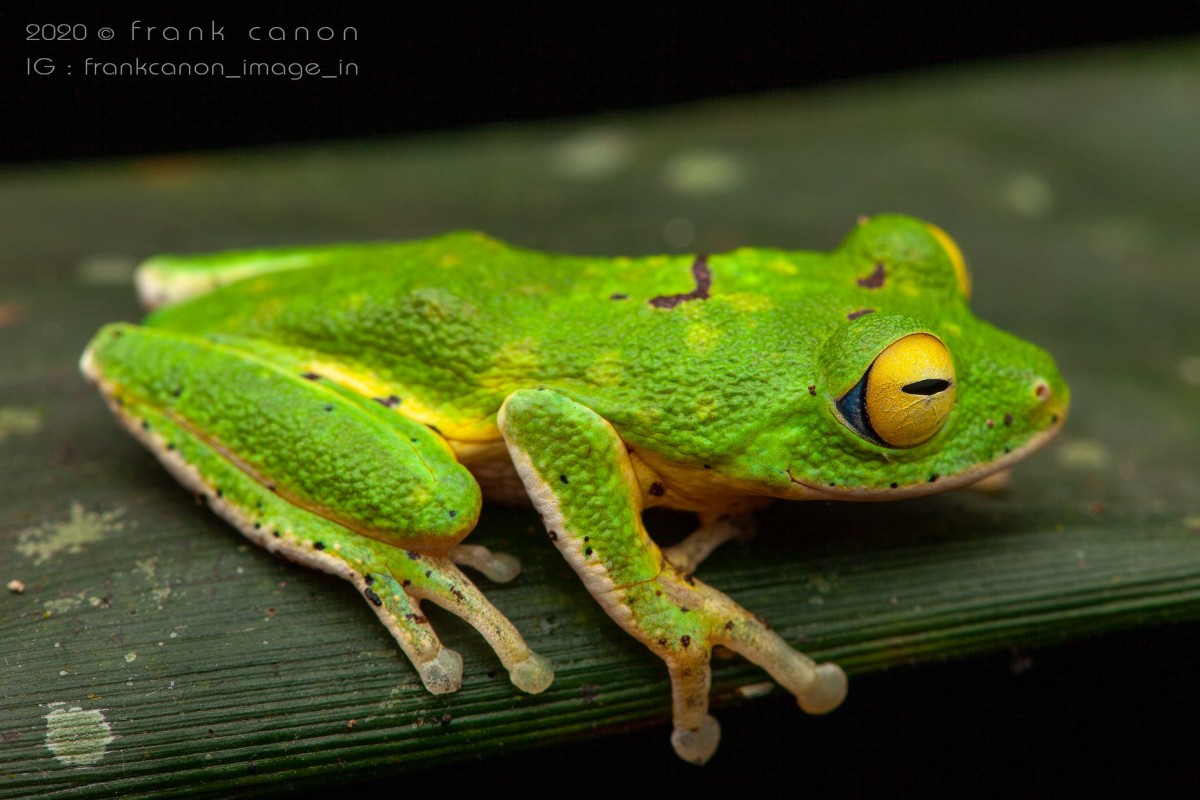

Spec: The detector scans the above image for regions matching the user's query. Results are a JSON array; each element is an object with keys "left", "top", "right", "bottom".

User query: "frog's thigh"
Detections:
[
  {"left": 84, "top": 324, "right": 479, "bottom": 548},
  {"left": 498, "top": 388, "right": 846, "bottom": 764},
  {"left": 82, "top": 325, "right": 552, "bottom": 694}
]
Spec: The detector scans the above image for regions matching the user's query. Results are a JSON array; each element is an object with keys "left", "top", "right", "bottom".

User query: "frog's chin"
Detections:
[{"left": 783, "top": 415, "right": 1066, "bottom": 501}]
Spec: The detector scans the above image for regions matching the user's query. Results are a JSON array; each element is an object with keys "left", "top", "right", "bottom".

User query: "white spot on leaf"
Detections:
[
  {"left": 16, "top": 503, "right": 125, "bottom": 565},
  {"left": 44, "top": 703, "right": 115, "bottom": 766}
]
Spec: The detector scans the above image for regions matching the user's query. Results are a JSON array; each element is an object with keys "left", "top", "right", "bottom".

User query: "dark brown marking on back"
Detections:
[{"left": 648, "top": 255, "right": 712, "bottom": 308}]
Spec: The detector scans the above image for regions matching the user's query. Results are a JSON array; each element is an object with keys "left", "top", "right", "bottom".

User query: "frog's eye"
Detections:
[
  {"left": 836, "top": 333, "right": 956, "bottom": 448},
  {"left": 926, "top": 223, "right": 971, "bottom": 299}
]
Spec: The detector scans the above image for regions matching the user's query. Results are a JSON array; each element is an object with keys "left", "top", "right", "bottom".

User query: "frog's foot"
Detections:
[{"left": 620, "top": 559, "right": 847, "bottom": 763}]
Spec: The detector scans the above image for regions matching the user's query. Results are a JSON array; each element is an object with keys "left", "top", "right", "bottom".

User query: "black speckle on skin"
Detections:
[
  {"left": 986, "top": 418, "right": 995, "bottom": 429},
  {"left": 584, "top": 547, "right": 594, "bottom": 557},
  {"left": 448, "top": 509, "right": 457, "bottom": 518},
  {"left": 548, "top": 530, "right": 559, "bottom": 541},
  {"left": 364, "top": 574, "right": 373, "bottom": 585},
  {"left": 1051, "top": 414, "right": 1059, "bottom": 424},
  {"left": 724, "top": 620, "right": 735, "bottom": 631},
  {"left": 680, "top": 635, "right": 692, "bottom": 648},
  {"left": 323, "top": 404, "right": 334, "bottom": 412},
  {"left": 253, "top": 522, "right": 261, "bottom": 529},
  {"left": 890, "top": 482, "right": 899, "bottom": 489},
  {"left": 856, "top": 262, "right": 887, "bottom": 289},
  {"left": 314, "top": 541, "right": 325, "bottom": 551},
  {"left": 215, "top": 488, "right": 223, "bottom": 498},
  {"left": 679, "top": 606, "right": 689, "bottom": 613},
  {"left": 847, "top": 308, "right": 875, "bottom": 321},
  {"left": 609, "top": 293, "right": 628, "bottom": 301},
  {"left": 374, "top": 395, "right": 402, "bottom": 408},
  {"left": 808, "top": 385, "right": 817, "bottom": 396},
  {"left": 272, "top": 531, "right": 281, "bottom": 538},
  {"left": 648, "top": 255, "right": 712, "bottom": 308},
  {"left": 928, "top": 474, "right": 939, "bottom": 483},
  {"left": 364, "top": 587, "right": 383, "bottom": 606},
  {"left": 425, "top": 570, "right": 432, "bottom": 578},
  {"left": 649, "top": 482, "right": 665, "bottom": 497},
  {"left": 301, "top": 372, "right": 321, "bottom": 381},
  {"left": 560, "top": 474, "right": 569, "bottom": 485},
  {"left": 658, "top": 638, "right": 668, "bottom": 647},
  {"left": 166, "top": 443, "right": 176, "bottom": 451},
  {"left": 171, "top": 387, "right": 182, "bottom": 398},
  {"left": 402, "top": 579, "right": 411, "bottom": 588},
  {"left": 426, "top": 424, "right": 442, "bottom": 435},
  {"left": 1004, "top": 413, "right": 1014, "bottom": 426},
  {"left": 141, "top": 420, "right": 151, "bottom": 431},
  {"left": 1003, "top": 446, "right": 1012, "bottom": 454}
]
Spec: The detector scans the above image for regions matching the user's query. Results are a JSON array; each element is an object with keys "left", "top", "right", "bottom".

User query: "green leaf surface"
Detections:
[{"left": 2, "top": 42, "right": 1198, "bottom": 798}]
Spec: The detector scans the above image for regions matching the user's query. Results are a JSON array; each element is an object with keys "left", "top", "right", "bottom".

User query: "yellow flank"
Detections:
[
  {"left": 302, "top": 358, "right": 469, "bottom": 438},
  {"left": 863, "top": 333, "right": 957, "bottom": 448},
  {"left": 926, "top": 223, "right": 972, "bottom": 298},
  {"left": 437, "top": 252, "right": 461, "bottom": 268}
]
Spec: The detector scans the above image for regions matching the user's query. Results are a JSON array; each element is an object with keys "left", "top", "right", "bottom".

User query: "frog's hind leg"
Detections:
[
  {"left": 660, "top": 514, "right": 755, "bottom": 575},
  {"left": 81, "top": 324, "right": 552, "bottom": 694}
]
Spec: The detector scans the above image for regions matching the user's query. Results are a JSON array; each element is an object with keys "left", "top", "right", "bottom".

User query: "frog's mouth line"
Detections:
[{"left": 785, "top": 413, "right": 1067, "bottom": 501}]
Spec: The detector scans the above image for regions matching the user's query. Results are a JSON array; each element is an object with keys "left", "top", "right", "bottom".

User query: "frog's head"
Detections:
[{"left": 770, "top": 216, "right": 1069, "bottom": 499}]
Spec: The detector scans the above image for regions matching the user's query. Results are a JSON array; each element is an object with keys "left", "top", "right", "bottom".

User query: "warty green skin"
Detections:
[
  {"left": 126, "top": 215, "right": 1067, "bottom": 500},
  {"left": 80, "top": 214, "right": 1068, "bottom": 764}
]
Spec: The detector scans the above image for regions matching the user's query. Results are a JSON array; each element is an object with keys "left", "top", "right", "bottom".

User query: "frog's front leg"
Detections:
[
  {"left": 81, "top": 323, "right": 552, "bottom": 695},
  {"left": 498, "top": 389, "right": 847, "bottom": 764}
]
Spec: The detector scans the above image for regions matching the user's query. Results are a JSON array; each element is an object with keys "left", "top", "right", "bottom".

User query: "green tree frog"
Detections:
[{"left": 80, "top": 214, "right": 1067, "bottom": 763}]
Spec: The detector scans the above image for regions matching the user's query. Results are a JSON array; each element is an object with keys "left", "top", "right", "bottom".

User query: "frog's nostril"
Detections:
[{"left": 1034, "top": 379, "right": 1051, "bottom": 403}]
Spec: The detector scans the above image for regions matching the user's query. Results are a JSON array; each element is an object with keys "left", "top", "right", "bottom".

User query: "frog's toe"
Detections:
[
  {"left": 417, "top": 647, "right": 464, "bottom": 694},
  {"left": 509, "top": 651, "right": 554, "bottom": 694},
  {"left": 449, "top": 543, "right": 522, "bottom": 584},
  {"left": 671, "top": 715, "right": 721, "bottom": 766},
  {"left": 796, "top": 662, "right": 848, "bottom": 715}
]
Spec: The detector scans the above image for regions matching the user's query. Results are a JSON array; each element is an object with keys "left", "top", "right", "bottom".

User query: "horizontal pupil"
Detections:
[{"left": 901, "top": 378, "right": 951, "bottom": 396}]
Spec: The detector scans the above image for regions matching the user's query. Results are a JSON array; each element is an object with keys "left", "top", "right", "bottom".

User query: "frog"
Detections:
[{"left": 79, "top": 214, "right": 1068, "bottom": 764}]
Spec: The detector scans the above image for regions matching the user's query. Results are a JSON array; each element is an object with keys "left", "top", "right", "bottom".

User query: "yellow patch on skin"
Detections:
[
  {"left": 685, "top": 323, "right": 720, "bottom": 357},
  {"left": 438, "top": 252, "right": 461, "bottom": 268},
  {"left": 341, "top": 293, "right": 368, "bottom": 310},
  {"left": 693, "top": 395, "right": 718, "bottom": 421},
  {"left": 586, "top": 351, "right": 625, "bottom": 388},
  {"left": 723, "top": 292, "right": 774, "bottom": 314},
  {"left": 479, "top": 338, "right": 541, "bottom": 389},
  {"left": 767, "top": 259, "right": 797, "bottom": 276},
  {"left": 941, "top": 322, "right": 962, "bottom": 337}
]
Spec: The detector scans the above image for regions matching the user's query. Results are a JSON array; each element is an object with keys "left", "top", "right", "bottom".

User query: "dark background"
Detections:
[
  {"left": 6, "top": 4, "right": 1200, "bottom": 164},
  {"left": 7, "top": 3, "right": 1199, "bottom": 796}
]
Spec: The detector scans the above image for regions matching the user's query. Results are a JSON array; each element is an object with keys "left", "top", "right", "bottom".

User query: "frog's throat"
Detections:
[{"left": 785, "top": 414, "right": 1067, "bottom": 501}]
